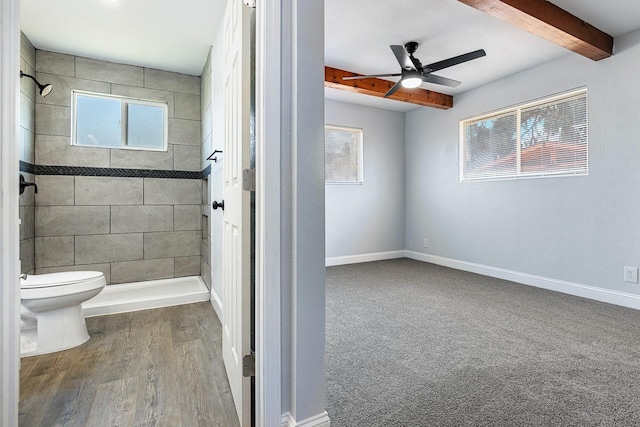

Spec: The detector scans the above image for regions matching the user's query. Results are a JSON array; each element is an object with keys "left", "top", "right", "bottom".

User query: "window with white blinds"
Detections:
[{"left": 460, "top": 89, "right": 588, "bottom": 181}]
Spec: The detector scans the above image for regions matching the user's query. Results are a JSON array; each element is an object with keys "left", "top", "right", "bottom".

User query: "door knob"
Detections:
[{"left": 212, "top": 200, "right": 224, "bottom": 210}]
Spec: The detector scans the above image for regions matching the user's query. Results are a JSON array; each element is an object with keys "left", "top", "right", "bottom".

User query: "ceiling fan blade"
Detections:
[
  {"left": 422, "top": 74, "right": 461, "bottom": 87},
  {"left": 425, "top": 49, "right": 486, "bottom": 73},
  {"left": 390, "top": 45, "right": 418, "bottom": 71},
  {"left": 384, "top": 80, "right": 403, "bottom": 97},
  {"left": 342, "top": 73, "right": 401, "bottom": 80}
]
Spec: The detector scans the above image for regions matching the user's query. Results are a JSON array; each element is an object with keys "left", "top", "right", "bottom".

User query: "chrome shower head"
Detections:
[{"left": 20, "top": 71, "right": 53, "bottom": 97}]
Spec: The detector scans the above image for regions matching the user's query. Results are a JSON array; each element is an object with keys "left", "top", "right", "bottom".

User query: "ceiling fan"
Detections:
[{"left": 343, "top": 42, "right": 486, "bottom": 97}]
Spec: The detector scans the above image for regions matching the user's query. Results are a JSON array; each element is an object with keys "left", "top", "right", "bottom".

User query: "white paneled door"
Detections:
[{"left": 222, "top": 0, "right": 251, "bottom": 425}]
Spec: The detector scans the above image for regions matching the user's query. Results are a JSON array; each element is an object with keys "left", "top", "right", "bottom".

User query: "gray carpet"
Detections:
[{"left": 325, "top": 258, "right": 640, "bottom": 426}]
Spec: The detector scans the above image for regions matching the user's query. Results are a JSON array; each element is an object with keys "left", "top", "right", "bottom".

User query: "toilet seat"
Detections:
[{"left": 21, "top": 271, "right": 104, "bottom": 289}]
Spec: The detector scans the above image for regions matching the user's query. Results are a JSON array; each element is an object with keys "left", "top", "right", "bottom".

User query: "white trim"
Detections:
[
  {"left": 210, "top": 286, "right": 223, "bottom": 321},
  {"left": 1, "top": 0, "right": 21, "bottom": 423},
  {"left": 255, "top": 0, "right": 282, "bottom": 425},
  {"left": 406, "top": 251, "right": 640, "bottom": 310},
  {"left": 326, "top": 250, "right": 405, "bottom": 267},
  {"left": 281, "top": 411, "right": 331, "bottom": 427}
]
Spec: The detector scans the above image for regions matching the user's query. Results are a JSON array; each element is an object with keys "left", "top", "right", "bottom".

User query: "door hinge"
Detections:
[
  {"left": 243, "top": 352, "right": 255, "bottom": 377},
  {"left": 242, "top": 168, "right": 256, "bottom": 192}
]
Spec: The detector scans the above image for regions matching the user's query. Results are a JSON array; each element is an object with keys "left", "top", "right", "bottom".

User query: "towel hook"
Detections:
[{"left": 207, "top": 150, "right": 223, "bottom": 163}]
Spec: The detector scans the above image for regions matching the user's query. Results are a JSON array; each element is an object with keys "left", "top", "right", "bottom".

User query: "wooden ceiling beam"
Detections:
[
  {"left": 324, "top": 66, "right": 453, "bottom": 110},
  {"left": 457, "top": 0, "right": 613, "bottom": 61}
]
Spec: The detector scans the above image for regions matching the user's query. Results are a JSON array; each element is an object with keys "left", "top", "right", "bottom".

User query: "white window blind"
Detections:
[
  {"left": 325, "top": 125, "right": 363, "bottom": 184},
  {"left": 461, "top": 89, "right": 588, "bottom": 181}
]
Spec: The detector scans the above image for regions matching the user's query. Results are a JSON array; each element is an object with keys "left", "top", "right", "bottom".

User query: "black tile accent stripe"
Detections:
[
  {"left": 19, "top": 161, "right": 35, "bottom": 174},
  {"left": 19, "top": 161, "right": 209, "bottom": 180}
]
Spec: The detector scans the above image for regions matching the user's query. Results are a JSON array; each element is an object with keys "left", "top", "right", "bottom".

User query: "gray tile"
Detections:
[
  {"left": 200, "top": 239, "right": 209, "bottom": 263},
  {"left": 35, "top": 135, "right": 111, "bottom": 168},
  {"left": 19, "top": 172, "right": 36, "bottom": 207},
  {"left": 35, "top": 176, "right": 74, "bottom": 206},
  {"left": 111, "top": 85, "right": 175, "bottom": 118},
  {"left": 174, "top": 145, "right": 201, "bottom": 171},
  {"left": 168, "top": 118, "right": 200, "bottom": 145},
  {"left": 175, "top": 256, "right": 200, "bottom": 277},
  {"left": 202, "top": 215, "right": 209, "bottom": 240},
  {"left": 144, "top": 178, "right": 201, "bottom": 205},
  {"left": 20, "top": 63, "right": 36, "bottom": 104},
  {"left": 20, "top": 127, "right": 35, "bottom": 165},
  {"left": 144, "top": 68, "right": 200, "bottom": 95},
  {"left": 75, "top": 233, "right": 143, "bottom": 264},
  {"left": 144, "top": 230, "right": 201, "bottom": 259},
  {"left": 35, "top": 104, "right": 71, "bottom": 136},
  {"left": 20, "top": 91, "right": 35, "bottom": 132},
  {"left": 75, "top": 177, "right": 143, "bottom": 205},
  {"left": 36, "top": 263, "right": 111, "bottom": 285},
  {"left": 175, "top": 93, "right": 201, "bottom": 120},
  {"left": 174, "top": 205, "right": 201, "bottom": 231},
  {"left": 20, "top": 238, "right": 35, "bottom": 274},
  {"left": 21, "top": 33, "right": 36, "bottom": 69},
  {"left": 36, "top": 50, "right": 75, "bottom": 77},
  {"left": 36, "top": 73, "right": 111, "bottom": 107},
  {"left": 111, "top": 205, "right": 173, "bottom": 233},
  {"left": 76, "top": 56, "right": 143, "bottom": 86},
  {"left": 200, "top": 258, "right": 211, "bottom": 290},
  {"left": 110, "top": 146, "right": 174, "bottom": 170},
  {"left": 110, "top": 258, "right": 175, "bottom": 284},
  {"left": 36, "top": 206, "right": 110, "bottom": 237},
  {"left": 20, "top": 206, "right": 35, "bottom": 240},
  {"left": 35, "top": 236, "right": 75, "bottom": 268}
]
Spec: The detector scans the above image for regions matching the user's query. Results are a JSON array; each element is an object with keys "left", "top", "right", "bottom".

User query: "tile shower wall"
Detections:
[
  {"left": 33, "top": 50, "right": 203, "bottom": 285},
  {"left": 19, "top": 33, "right": 36, "bottom": 274}
]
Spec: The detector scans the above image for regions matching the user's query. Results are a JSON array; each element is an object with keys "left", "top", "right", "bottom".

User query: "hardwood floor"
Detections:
[{"left": 19, "top": 302, "right": 240, "bottom": 427}]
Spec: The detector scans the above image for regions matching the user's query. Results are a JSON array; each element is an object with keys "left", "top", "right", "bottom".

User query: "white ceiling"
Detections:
[
  {"left": 20, "top": 0, "right": 225, "bottom": 76},
  {"left": 20, "top": 0, "right": 640, "bottom": 111}
]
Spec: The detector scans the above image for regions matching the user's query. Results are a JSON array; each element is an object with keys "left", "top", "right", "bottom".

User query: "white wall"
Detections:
[
  {"left": 325, "top": 99, "right": 405, "bottom": 263},
  {"left": 405, "top": 29, "right": 640, "bottom": 300}
]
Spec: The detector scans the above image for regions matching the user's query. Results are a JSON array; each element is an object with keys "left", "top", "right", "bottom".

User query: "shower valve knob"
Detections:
[{"left": 212, "top": 200, "right": 224, "bottom": 211}]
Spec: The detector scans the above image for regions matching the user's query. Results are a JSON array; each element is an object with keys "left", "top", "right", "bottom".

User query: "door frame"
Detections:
[
  {"left": 255, "top": 0, "right": 282, "bottom": 425},
  {"left": 1, "top": 0, "right": 21, "bottom": 424},
  {"left": 0, "top": 0, "right": 288, "bottom": 424}
]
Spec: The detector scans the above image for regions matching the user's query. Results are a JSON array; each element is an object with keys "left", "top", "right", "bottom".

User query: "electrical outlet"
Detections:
[
  {"left": 423, "top": 238, "right": 429, "bottom": 248},
  {"left": 624, "top": 266, "right": 638, "bottom": 284},
  {"left": 408, "top": 241, "right": 414, "bottom": 250}
]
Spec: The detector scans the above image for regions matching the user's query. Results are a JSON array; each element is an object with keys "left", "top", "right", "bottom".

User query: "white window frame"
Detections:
[
  {"left": 460, "top": 88, "right": 588, "bottom": 182},
  {"left": 324, "top": 124, "right": 364, "bottom": 185},
  {"left": 71, "top": 90, "right": 169, "bottom": 152}
]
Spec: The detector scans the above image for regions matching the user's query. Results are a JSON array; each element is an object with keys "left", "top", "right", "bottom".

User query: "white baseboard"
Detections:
[
  {"left": 282, "top": 411, "right": 330, "bottom": 427},
  {"left": 210, "top": 288, "right": 223, "bottom": 320},
  {"left": 406, "top": 251, "right": 640, "bottom": 311},
  {"left": 326, "top": 250, "right": 405, "bottom": 267}
]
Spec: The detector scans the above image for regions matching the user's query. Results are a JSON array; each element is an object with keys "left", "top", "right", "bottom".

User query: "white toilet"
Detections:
[{"left": 20, "top": 271, "right": 106, "bottom": 357}]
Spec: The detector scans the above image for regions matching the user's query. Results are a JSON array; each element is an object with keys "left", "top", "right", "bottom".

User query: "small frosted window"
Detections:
[
  {"left": 325, "top": 126, "right": 363, "bottom": 184},
  {"left": 127, "top": 104, "right": 165, "bottom": 149},
  {"left": 72, "top": 91, "right": 168, "bottom": 151},
  {"left": 75, "top": 96, "right": 121, "bottom": 148}
]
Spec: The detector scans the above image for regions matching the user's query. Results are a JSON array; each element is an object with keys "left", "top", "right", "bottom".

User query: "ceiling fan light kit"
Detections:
[{"left": 344, "top": 41, "right": 486, "bottom": 97}]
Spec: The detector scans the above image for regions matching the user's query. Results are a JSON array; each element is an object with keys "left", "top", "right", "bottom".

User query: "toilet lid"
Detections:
[{"left": 20, "top": 271, "right": 104, "bottom": 289}]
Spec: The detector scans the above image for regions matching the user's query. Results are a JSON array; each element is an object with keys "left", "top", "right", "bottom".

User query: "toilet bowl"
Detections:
[{"left": 20, "top": 271, "right": 106, "bottom": 357}]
